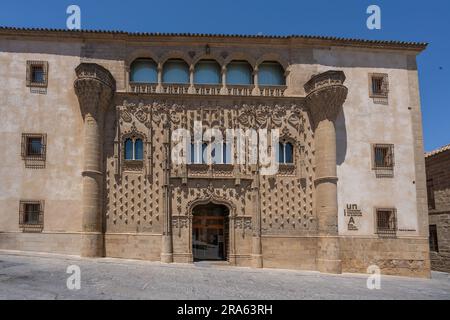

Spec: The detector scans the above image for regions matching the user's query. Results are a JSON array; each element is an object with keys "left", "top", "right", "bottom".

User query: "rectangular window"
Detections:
[
  {"left": 376, "top": 208, "right": 397, "bottom": 237},
  {"left": 372, "top": 77, "right": 384, "bottom": 95},
  {"left": 26, "top": 61, "right": 48, "bottom": 88},
  {"left": 19, "top": 200, "right": 44, "bottom": 232},
  {"left": 21, "top": 133, "right": 47, "bottom": 168},
  {"left": 372, "top": 144, "right": 394, "bottom": 178},
  {"left": 429, "top": 225, "right": 439, "bottom": 252},
  {"left": 427, "top": 179, "right": 436, "bottom": 210},
  {"left": 369, "top": 73, "right": 389, "bottom": 104}
]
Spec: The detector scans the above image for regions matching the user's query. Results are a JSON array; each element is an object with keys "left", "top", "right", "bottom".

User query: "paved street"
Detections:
[{"left": 0, "top": 250, "right": 449, "bottom": 300}]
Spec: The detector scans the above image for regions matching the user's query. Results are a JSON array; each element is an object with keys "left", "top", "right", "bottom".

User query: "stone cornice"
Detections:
[{"left": 0, "top": 26, "right": 427, "bottom": 53}]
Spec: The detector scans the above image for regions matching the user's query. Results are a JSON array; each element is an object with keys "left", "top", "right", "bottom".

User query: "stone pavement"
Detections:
[{"left": 0, "top": 250, "right": 449, "bottom": 300}]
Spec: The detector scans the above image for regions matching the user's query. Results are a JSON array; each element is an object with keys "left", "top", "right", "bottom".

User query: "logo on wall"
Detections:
[{"left": 345, "top": 204, "right": 362, "bottom": 231}]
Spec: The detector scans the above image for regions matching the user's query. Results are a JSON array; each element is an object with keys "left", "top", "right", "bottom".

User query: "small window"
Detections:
[
  {"left": 376, "top": 208, "right": 397, "bottom": 237},
  {"left": 258, "top": 62, "right": 285, "bottom": 86},
  {"left": 369, "top": 73, "right": 389, "bottom": 100},
  {"left": 130, "top": 59, "right": 158, "bottom": 83},
  {"left": 372, "top": 144, "right": 394, "bottom": 178},
  {"left": 21, "top": 133, "right": 47, "bottom": 168},
  {"left": 226, "top": 61, "right": 253, "bottom": 85},
  {"left": 163, "top": 59, "right": 190, "bottom": 84},
  {"left": 277, "top": 142, "right": 294, "bottom": 164},
  {"left": 429, "top": 225, "right": 439, "bottom": 252},
  {"left": 427, "top": 179, "right": 436, "bottom": 210},
  {"left": 26, "top": 61, "right": 48, "bottom": 87},
  {"left": 124, "top": 137, "right": 144, "bottom": 161},
  {"left": 189, "top": 143, "right": 208, "bottom": 164},
  {"left": 194, "top": 60, "right": 221, "bottom": 85},
  {"left": 19, "top": 200, "right": 44, "bottom": 232}
]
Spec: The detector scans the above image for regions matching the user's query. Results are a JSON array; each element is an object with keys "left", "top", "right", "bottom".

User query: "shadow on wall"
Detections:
[{"left": 336, "top": 107, "right": 347, "bottom": 166}]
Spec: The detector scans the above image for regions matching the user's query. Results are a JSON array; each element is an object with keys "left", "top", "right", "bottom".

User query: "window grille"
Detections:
[
  {"left": 21, "top": 133, "right": 47, "bottom": 169},
  {"left": 19, "top": 200, "right": 44, "bottom": 232},
  {"left": 26, "top": 61, "right": 49, "bottom": 88},
  {"left": 372, "top": 144, "right": 394, "bottom": 178},
  {"left": 376, "top": 208, "right": 397, "bottom": 237},
  {"left": 369, "top": 73, "right": 389, "bottom": 104}
]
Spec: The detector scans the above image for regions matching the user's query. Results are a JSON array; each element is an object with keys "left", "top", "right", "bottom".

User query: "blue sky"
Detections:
[{"left": 1, "top": 0, "right": 448, "bottom": 151}]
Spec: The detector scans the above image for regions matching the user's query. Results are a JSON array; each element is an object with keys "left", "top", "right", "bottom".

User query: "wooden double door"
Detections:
[{"left": 192, "top": 204, "right": 229, "bottom": 261}]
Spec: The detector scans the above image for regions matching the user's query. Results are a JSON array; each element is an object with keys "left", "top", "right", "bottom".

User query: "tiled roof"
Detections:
[
  {"left": 0, "top": 26, "right": 428, "bottom": 50},
  {"left": 425, "top": 144, "right": 450, "bottom": 158}
]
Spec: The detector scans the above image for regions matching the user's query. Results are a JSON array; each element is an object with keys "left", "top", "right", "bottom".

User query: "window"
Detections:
[
  {"left": 130, "top": 59, "right": 158, "bottom": 83},
  {"left": 427, "top": 179, "right": 436, "bottom": 210},
  {"left": 226, "top": 61, "right": 253, "bottom": 85},
  {"left": 124, "top": 137, "right": 144, "bottom": 161},
  {"left": 258, "top": 62, "right": 285, "bottom": 86},
  {"left": 19, "top": 200, "right": 44, "bottom": 232},
  {"left": 189, "top": 143, "right": 208, "bottom": 164},
  {"left": 26, "top": 61, "right": 48, "bottom": 87},
  {"left": 429, "top": 225, "right": 439, "bottom": 252},
  {"left": 277, "top": 142, "right": 294, "bottom": 164},
  {"left": 372, "top": 144, "right": 394, "bottom": 178},
  {"left": 376, "top": 208, "right": 397, "bottom": 237},
  {"left": 194, "top": 60, "right": 221, "bottom": 85},
  {"left": 163, "top": 59, "right": 190, "bottom": 84},
  {"left": 369, "top": 73, "right": 389, "bottom": 99},
  {"left": 21, "top": 133, "right": 47, "bottom": 168}
]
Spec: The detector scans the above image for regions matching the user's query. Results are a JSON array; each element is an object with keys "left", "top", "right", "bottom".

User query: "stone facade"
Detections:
[
  {"left": 0, "top": 27, "right": 430, "bottom": 277},
  {"left": 426, "top": 145, "right": 450, "bottom": 272}
]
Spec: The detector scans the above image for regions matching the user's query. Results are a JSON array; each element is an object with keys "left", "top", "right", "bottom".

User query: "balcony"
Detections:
[{"left": 129, "top": 82, "right": 158, "bottom": 94}]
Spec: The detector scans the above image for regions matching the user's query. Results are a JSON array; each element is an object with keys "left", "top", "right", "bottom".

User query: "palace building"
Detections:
[{"left": 0, "top": 27, "right": 431, "bottom": 277}]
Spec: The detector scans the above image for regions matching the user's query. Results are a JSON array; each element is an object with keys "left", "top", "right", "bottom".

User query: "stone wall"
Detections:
[
  {"left": 341, "top": 237, "right": 430, "bottom": 278},
  {"left": 426, "top": 148, "right": 450, "bottom": 272}
]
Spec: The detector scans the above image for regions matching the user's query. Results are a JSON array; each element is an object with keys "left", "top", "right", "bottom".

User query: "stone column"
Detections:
[
  {"left": 156, "top": 63, "right": 163, "bottom": 93},
  {"left": 220, "top": 65, "right": 228, "bottom": 95},
  {"left": 161, "top": 122, "right": 174, "bottom": 263},
  {"left": 251, "top": 171, "right": 263, "bottom": 268},
  {"left": 74, "top": 63, "right": 115, "bottom": 257},
  {"left": 251, "top": 66, "right": 260, "bottom": 96},
  {"left": 188, "top": 64, "right": 195, "bottom": 94},
  {"left": 304, "top": 71, "right": 348, "bottom": 274}
]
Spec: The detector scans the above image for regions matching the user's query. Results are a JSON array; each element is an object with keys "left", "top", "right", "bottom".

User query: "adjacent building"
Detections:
[
  {"left": 426, "top": 144, "right": 450, "bottom": 272},
  {"left": 0, "top": 27, "right": 431, "bottom": 277}
]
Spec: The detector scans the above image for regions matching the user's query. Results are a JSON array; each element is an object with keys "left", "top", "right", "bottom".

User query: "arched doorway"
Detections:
[{"left": 192, "top": 203, "right": 229, "bottom": 261}]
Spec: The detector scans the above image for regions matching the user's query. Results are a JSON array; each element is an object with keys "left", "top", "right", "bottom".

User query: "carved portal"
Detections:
[{"left": 105, "top": 96, "right": 315, "bottom": 266}]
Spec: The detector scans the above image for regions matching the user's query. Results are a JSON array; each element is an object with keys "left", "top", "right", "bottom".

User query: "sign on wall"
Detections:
[{"left": 344, "top": 204, "right": 363, "bottom": 231}]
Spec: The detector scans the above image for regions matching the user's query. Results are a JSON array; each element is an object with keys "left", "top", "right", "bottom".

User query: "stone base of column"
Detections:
[
  {"left": 316, "top": 236, "right": 342, "bottom": 274},
  {"left": 160, "top": 235, "right": 173, "bottom": 263},
  {"left": 80, "top": 232, "right": 104, "bottom": 257}
]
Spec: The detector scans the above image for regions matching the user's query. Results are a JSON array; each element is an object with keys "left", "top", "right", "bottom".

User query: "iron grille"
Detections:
[
  {"left": 26, "top": 60, "right": 48, "bottom": 88},
  {"left": 376, "top": 208, "right": 397, "bottom": 237},
  {"left": 373, "top": 144, "right": 394, "bottom": 178},
  {"left": 21, "top": 133, "right": 47, "bottom": 168},
  {"left": 370, "top": 73, "right": 389, "bottom": 98},
  {"left": 19, "top": 200, "right": 44, "bottom": 232}
]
